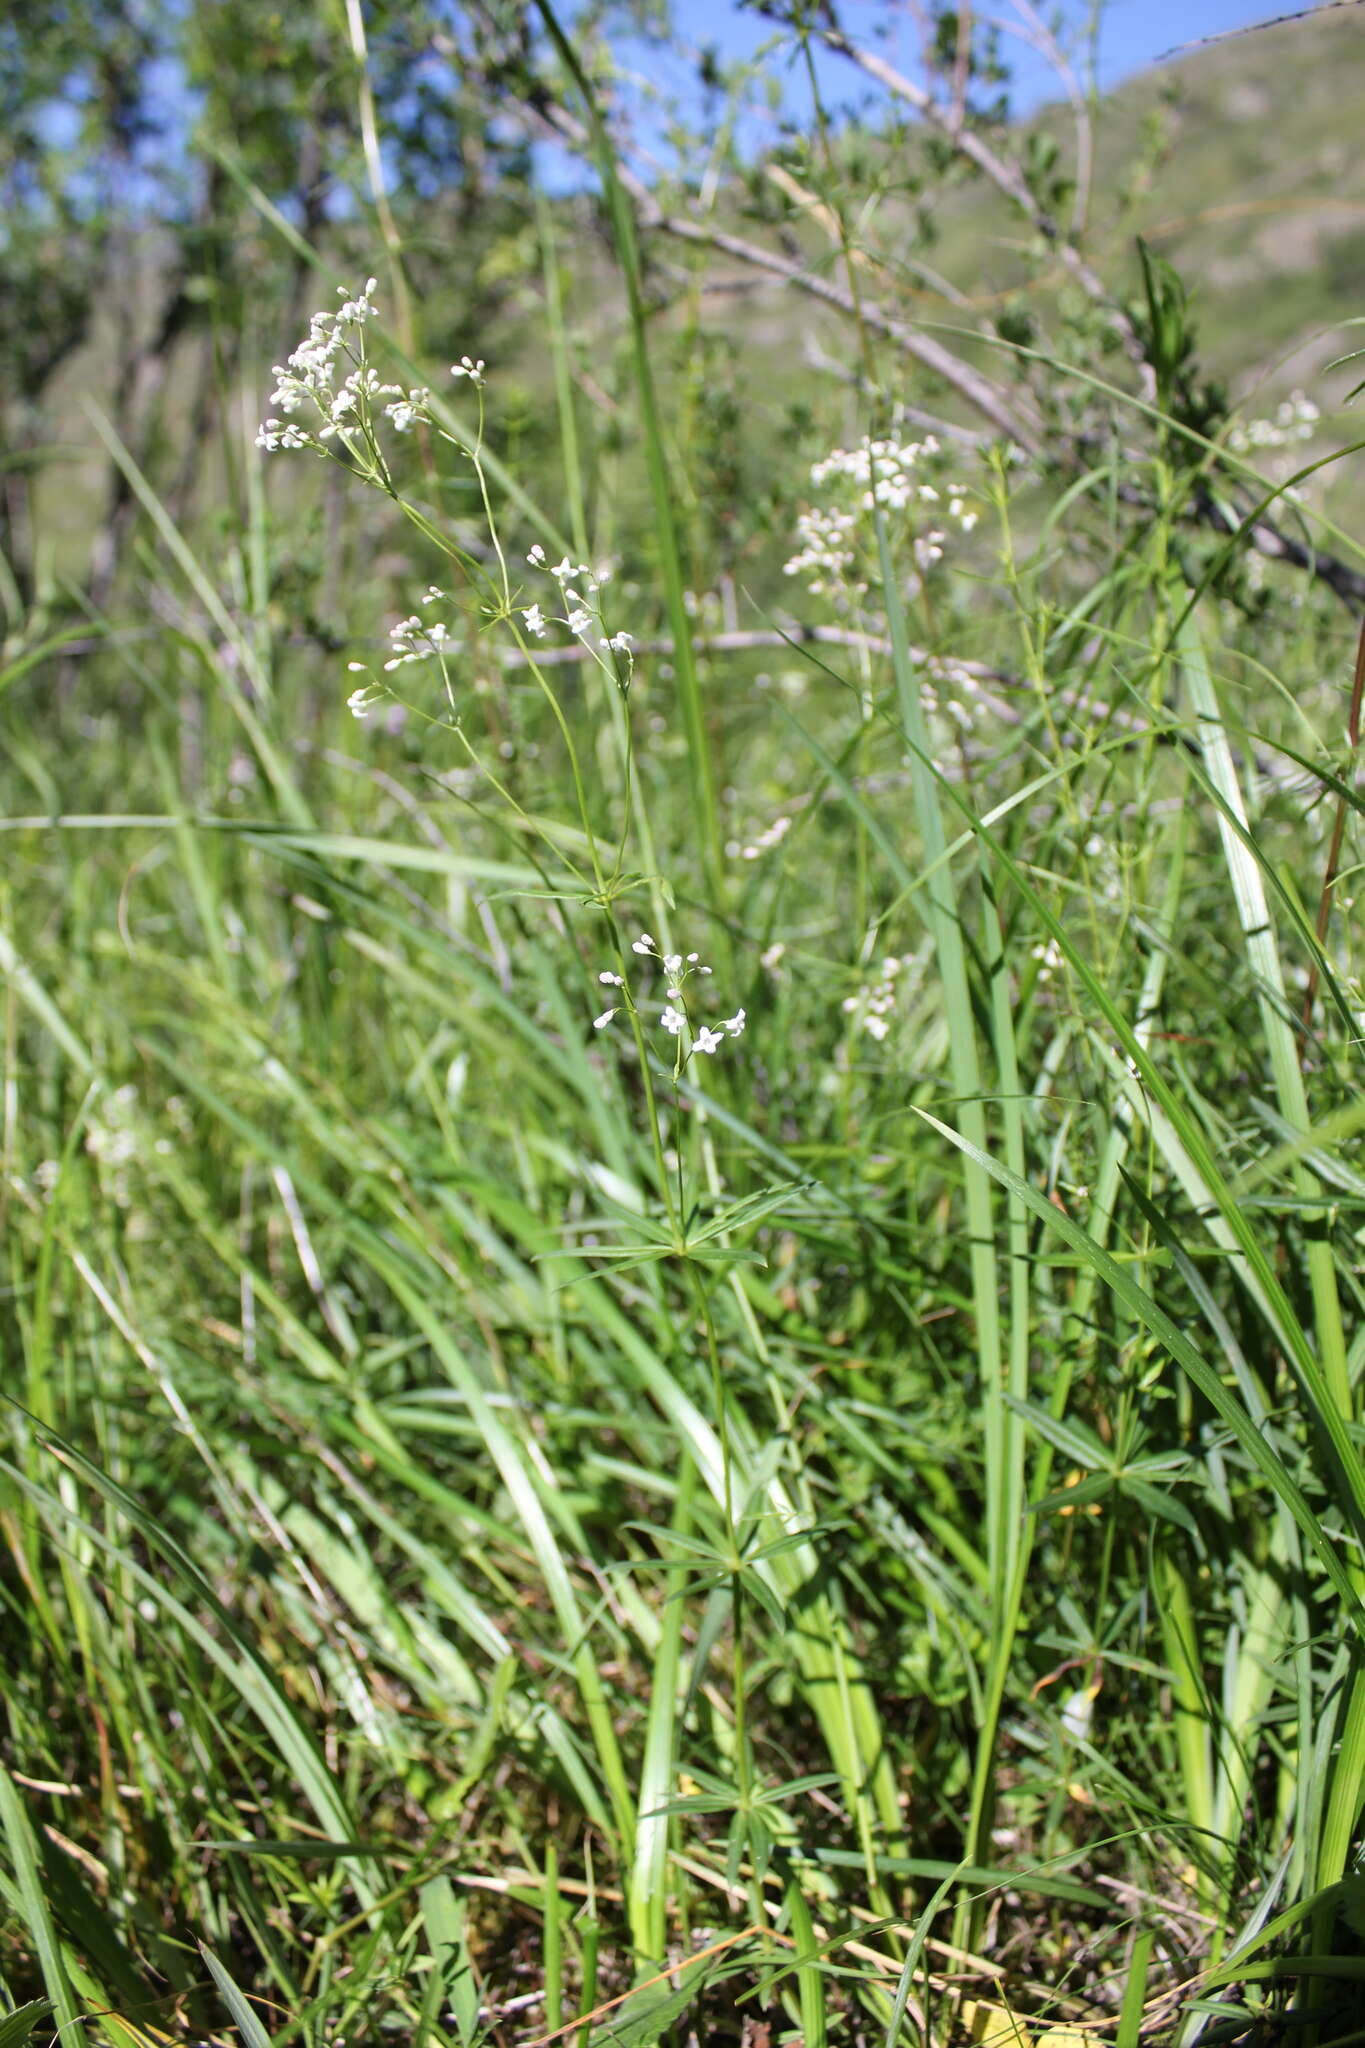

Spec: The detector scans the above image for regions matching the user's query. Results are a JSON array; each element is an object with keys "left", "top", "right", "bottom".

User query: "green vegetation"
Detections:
[{"left": 5, "top": 4, "right": 1365, "bottom": 2044}]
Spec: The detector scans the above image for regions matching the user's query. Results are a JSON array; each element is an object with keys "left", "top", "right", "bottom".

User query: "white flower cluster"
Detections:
[
  {"left": 86, "top": 1083, "right": 140, "bottom": 1207},
  {"left": 1227, "top": 391, "right": 1319, "bottom": 455},
  {"left": 728, "top": 815, "right": 792, "bottom": 861},
  {"left": 784, "top": 436, "right": 978, "bottom": 600},
  {"left": 86, "top": 1082, "right": 139, "bottom": 1167},
  {"left": 522, "top": 547, "right": 633, "bottom": 662},
  {"left": 256, "top": 279, "right": 482, "bottom": 459},
  {"left": 344, "top": 587, "right": 457, "bottom": 714},
  {"left": 842, "top": 954, "right": 913, "bottom": 1042},
  {"left": 594, "top": 935, "right": 745, "bottom": 1062},
  {"left": 384, "top": 612, "right": 453, "bottom": 671},
  {"left": 784, "top": 505, "right": 860, "bottom": 596},
  {"left": 920, "top": 657, "right": 979, "bottom": 733}
]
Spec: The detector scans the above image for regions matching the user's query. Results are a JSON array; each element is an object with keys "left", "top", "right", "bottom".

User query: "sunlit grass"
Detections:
[{"left": 5, "top": 15, "right": 1365, "bottom": 2048}]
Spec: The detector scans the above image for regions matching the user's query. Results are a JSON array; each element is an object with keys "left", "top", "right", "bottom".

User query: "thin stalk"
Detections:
[
  {"left": 534, "top": 0, "right": 723, "bottom": 909},
  {"left": 874, "top": 513, "right": 1004, "bottom": 1905}
]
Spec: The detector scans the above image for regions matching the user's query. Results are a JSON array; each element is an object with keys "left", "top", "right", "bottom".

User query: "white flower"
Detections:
[
  {"left": 761, "top": 942, "right": 786, "bottom": 974},
  {"left": 740, "top": 815, "right": 791, "bottom": 860},
  {"left": 593, "top": 1008, "right": 617, "bottom": 1030},
  {"left": 522, "top": 604, "right": 547, "bottom": 638},
  {"left": 598, "top": 970, "right": 623, "bottom": 986},
  {"left": 527, "top": 544, "right": 546, "bottom": 566},
  {"left": 602, "top": 631, "right": 634, "bottom": 655},
  {"left": 347, "top": 686, "right": 384, "bottom": 718},
  {"left": 632, "top": 934, "right": 657, "bottom": 956},
  {"left": 1060, "top": 1686, "right": 1096, "bottom": 1743},
  {"left": 385, "top": 611, "right": 454, "bottom": 670},
  {"left": 663, "top": 953, "right": 683, "bottom": 977},
  {"left": 843, "top": 948, "right": 913, "bottom": 1039},
  {"left": 693, "top": 1026, "right": 723, "bottom": 1055},
  {"left": 254, "top": 282, "right": 412, "bottom": 457},
  {"left": 566, "top": 607, "right": 592, "bottom": 636},
  {"left": 385, "top": 387, "right": 430, "bottom": 432},
  {"left": 451, "top": 355, "right": 486, "bottom": 386},
  {"left": 723, "top": 1009, "right": 746, "bottom": 1038},
  {"left": 256, "top": 419, "right": 312, "bottom": 452},
  {"left": 322, "top": 365, "right": 403, "bottom": 438},
  {"left": 661, "top": 1006, "right": 686, "bottom": 1036},
  {"left": 1228, "top": 389, "right": 1319, "bottom": 455},
  {"left": 338, "top": 278, "right": 379, "bottom": 322},
  {"left": 785, "top": 432, "right": 978, "bottom": 599}
]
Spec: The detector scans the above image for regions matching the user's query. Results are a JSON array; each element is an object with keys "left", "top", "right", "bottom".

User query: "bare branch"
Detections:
[
  {"left": 987, "top": 0, "right": 1093, "bottom": 240},
  {"left": 779, "top": 1, "right": 1151, "bottom": 383},
  {"left": 524, "top": 85, "right": 1040, "bottom": 448}
]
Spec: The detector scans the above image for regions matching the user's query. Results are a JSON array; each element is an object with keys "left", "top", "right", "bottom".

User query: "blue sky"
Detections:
[
  {"left": 588, "top": 0, "right": 1303, "bottom": 167},
  {"left": 643, "top": 0, "right": 1298, "bottom": 104},
  {"left": 527, "top": 0, "right": 1295, "bottom": 191}
]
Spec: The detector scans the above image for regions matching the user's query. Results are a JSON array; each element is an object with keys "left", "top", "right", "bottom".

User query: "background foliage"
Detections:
[{"left": 4, "top": 5, "right": 1365, "bottom": 2046}]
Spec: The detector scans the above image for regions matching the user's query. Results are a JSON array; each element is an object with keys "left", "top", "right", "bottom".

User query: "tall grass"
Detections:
[{"left": 4, "top": 17, "right": 1365, "bottom": 2048}]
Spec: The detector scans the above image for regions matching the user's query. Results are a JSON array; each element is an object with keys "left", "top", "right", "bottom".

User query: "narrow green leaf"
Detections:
[
  {"left": 916, "top": 1109, "right": 1365, "bottom": 1635},
  {"left": 200, "top": 1944, "right": 275, "bottom": 2048}
]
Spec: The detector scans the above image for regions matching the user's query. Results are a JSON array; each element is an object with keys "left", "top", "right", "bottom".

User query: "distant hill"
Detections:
[{"left": 931, "top": 2, "right": 1365, "bottom": 395}]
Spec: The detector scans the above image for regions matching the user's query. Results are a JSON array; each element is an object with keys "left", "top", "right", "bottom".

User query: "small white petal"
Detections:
[{"left": 1061, "top": 1687, "right": 1096, "bottom": 1743}]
